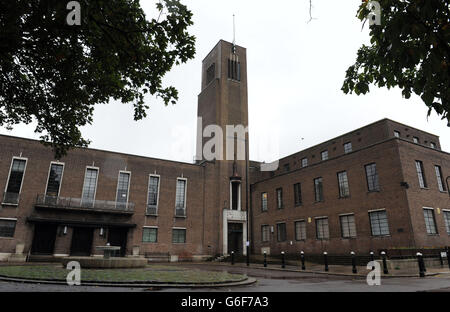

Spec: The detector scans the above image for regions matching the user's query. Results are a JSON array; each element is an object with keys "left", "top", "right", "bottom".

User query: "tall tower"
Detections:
[{"left": 197, "top": 40, "right": 249, "bottom": 256}]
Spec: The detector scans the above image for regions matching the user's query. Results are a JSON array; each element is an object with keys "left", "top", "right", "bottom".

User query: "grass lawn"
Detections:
[{"left": 0, "top": 264, "right": 246, "bottom": 284}]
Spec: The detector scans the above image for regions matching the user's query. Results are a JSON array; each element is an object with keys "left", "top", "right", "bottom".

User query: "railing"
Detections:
[
  {"left": 2, "top": 192, "right": 19, "bottom": 205},
  {"left": 35, "top": 194, "right": 134, "bottom": 213}
]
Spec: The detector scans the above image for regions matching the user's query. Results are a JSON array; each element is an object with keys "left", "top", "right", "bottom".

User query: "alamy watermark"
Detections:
[
  {"left": 66, "top": 261, "right": 81, "bottom": 286},
  {"left": 367, "top": 1, "right": 381, "bottom": 26},
  {"left": 66, "top": 1, "right": 81, "bottom": 26},
  {"left": 366, "top": 261, "right": 381, "bottom": 286}
]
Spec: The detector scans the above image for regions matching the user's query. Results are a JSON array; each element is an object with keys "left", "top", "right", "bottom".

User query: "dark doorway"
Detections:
[
  {"left": 227, "top": 223, "right": 243, "bottom": 254},
  {"left": 31, "top": 224, "right": 57, "bottom": 255},
  {"left": 108, "top": 228, "right": 128, "bottom": 257},
  {"left": 70, "top": 227, "right": 94, "bottom": 256}
]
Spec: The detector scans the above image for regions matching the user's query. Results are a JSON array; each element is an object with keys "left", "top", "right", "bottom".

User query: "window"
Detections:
[
  {"left": 314, "top": 177, "right": 323, "bottom": 202},
  {"left": 444, "top": 211, "right": 450, "bottom": 235},
  {"left": 295, "top": 220, "right": 306, "bottom": 241},
  {"left": 423, "top": 209, "right": 438, "bottom": 235},
  {"left": 293, "top": 183, "right": 302, "bottom": 206},
  {"left": 175, "top": 178, "right": 187, "bottom": 216},
  {"left": 172, "top": 228, "right": 186, "bottom": 243},
  {"left": 434, "top": 165, "right": 446, "bottom": 192},
  {"left": 365, "top": 163, "right": 379, "bottom": 191},
  {"left": 4, "top": 158, "right": 27, "bottom": 204},
  {"left": 142, "top": 227, "right": 158, "bottom": 243},
  {"left": 261, "top": 192, "right": 268, "bottom": 212},
  {"left": 277, "top": 223, "right": 287, "bottom": 242},
  {"left": 0, "top": 219, "right": 16, "bottom": 238},
  {"left": 315, "top": 218, "right": 329, "bottom": 239},
  {"left": 46, "top": 163, "right": 64, "bottom": 197},
  {"left": 261, "top": 225, "right": 270, "bottom": 242},
  {"left": 369, "top": 210, "right": 390, "bottom": 236},
  {"left": 116, "top": 172, "right": 130, "bottom": 206},
  {"left": 231, "top": 181, "right": 240, "bottom": 210},
  {"left": 337, "top": 171, "right": 350, "bottom": 198},
  {"left": 227, "top": 58, "right": 241, "bottom": 81},
  {"left": 394, "top": 131, "right": 400, "bottom": 138},
  {"left": 283, "top": 163, "right": 290, "bottom": 172},
  {"left": 430, "top": 142, "right": 436, "bottom": 149},
  {"left": 321, "top": 150, "right": 328, "bottom": 161},
  {"left": 344, "top": 142, "right": 352, "bottom": 154},
  {"left": 340, "top": 214, "right": 357, "bottom": 238},
  {"left": 413, "top": 137, "right": 419, "bottom": 144},
  {"left": 276, "top": 188, "right": 283, "bottom": 209},
  {"left": 415, "top": 160, "right": 427, "bottom": 188},
  {"left": 147, "top": 175, "right": 160, "bottom": 215},
  {"left": 81, "top": 167, "right": 98, "bottom": 207},
  {"left": 206, "top": 63, "right": 215, "bottom": 84},
  {"left": 301, "top": 158, "right": 308, "bottom": 167}
]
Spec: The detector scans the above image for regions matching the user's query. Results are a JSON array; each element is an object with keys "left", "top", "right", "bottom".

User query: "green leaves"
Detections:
[
  {"left": 343, "top": 0, "right": 450, "bottom": 123},
  {"left": 0, "top": 0, "right": 196, "bottom": 158}
]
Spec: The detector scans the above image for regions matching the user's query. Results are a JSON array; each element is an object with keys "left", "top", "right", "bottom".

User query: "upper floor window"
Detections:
[
  {"left": 369, "top": 210, "right": 390, "bottom": 236},
  {"left": 321, "top": 150, "right": 329, "bottom": 161},
  {"left": 0, "top": 218, "right": 16, "bottom": 238},
  {"left": 365, "top": 163, "right": 380, "bottom": 192},
  {"left": 82, "top": 167, "right": 98, "bottom": 206},
  {"left": 147, "top": 175, "right": 160, "bottom": 215},
  {"left": 435, "top": 165, "right": 446, "bottom": 192},
  {"left": 337, "top": 171, "right": 350, "bottom": 198},
  {"left": 276, "top": 188, "right": 283, "bottom": 209},
  {"left": 283, "top": 163, "right": 290, "bottom": 172},
  {"left": 423, "top": 208, "right": 438, "bottom": 235},
  {"left": 206, "top": 63, "right": 215, "bottom": 84},
  {"left": 430, "top": 142, "right": 436, "bottom": 149},
  {"left": 394, "top": 131, "right": 400, "bottom": 138},
  {"left": 4, "top": 158, "right": 27, "bottom": 204},
  {"left": 344, "top": 142, "right": 352, "bottom": 154},
  {"left": 116, "top": 172, "right": 130, "bottom": 205},
  {"left": 261, "top": 192, "right": 268, "bottom": 212},
  {"left": 261, "top": 225, "right": 270, "bottom": 242},
  {"left": 315, "top": 217, "right": 329, "bottom": 240},
  {"left": 314, "top": 177, "right": 324, "bottom": 202},
  {"left": 293, "top": 183, "right": 302, "bottom": 206},
  {"left": 46, "top": 163, "right": 64, "bottom": 197},
  {"left": 340, "top": 214, "right": 357, "bottom": 238},
  {"left": 295, "top": 220, "right": 306, "bottom": 241},
  {"left": 227, "top": 58, "right": 241, "bottom": 81},
  {"left": 277, "top": 223, "right": 287, "bottom": 242},
  {"left": 413, "top": 137, "right": 419, "bottom": 144},
  {"left": 175, "top": 178, "right": 187, "bottom": 216},
  {"left": 301, "top": 158, "right": 308, "bottom": 167},
  {"left": 415, "top": 160, "right": 427, "bottom": 188}
]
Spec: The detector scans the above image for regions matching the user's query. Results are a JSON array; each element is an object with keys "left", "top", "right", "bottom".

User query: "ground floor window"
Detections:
[
  {"left": 261, "top": 225, "right": 270, "bottom": 242},
  {"left": 142, "top": 227, "right": 158, "bottom": 243},
  {"left": 172, "top": 228, "right": 186, "bottom": 244},
  {"left": 444, "top": 211, "right": 450, "bottom": 235},
  {"left": 423, "top": 208, "right": 438, "bottom": 235},
  {"left": 340, "top": 214, "right": 357, "bottom": 238},
  {"left": 295, "top": 220, "right": 306, "bottom": 241},
  {"left": 369, "top": 210, "right": 390, "bottom": 236},
  {"left": 315, "top": 217, "right": 329, "bottom": 240},
  {"left": 0, "top": 219, "right": 16, "bottom": 238}
]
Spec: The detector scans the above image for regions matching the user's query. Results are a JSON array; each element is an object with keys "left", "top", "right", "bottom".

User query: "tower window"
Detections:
[
  {"left": 206, "top": 63, "right": 215, "bottom": 84},
  {"left": 228, "top": 59, "right": 241, "bottom": 81}
]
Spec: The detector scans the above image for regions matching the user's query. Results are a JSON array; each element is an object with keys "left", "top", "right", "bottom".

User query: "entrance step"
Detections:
[{"left": 27, "top": 255, "right": 59, "bottom": 263}]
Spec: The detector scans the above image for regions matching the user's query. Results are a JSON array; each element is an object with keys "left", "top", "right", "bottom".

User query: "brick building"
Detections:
[{"left": 0, "top": 40, "right": 448, "bottom": 261}]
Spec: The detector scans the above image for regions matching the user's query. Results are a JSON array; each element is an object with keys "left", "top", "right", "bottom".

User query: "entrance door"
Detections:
[
  {"left": 31, "top": 224, "right": 57, "bottom": 255},
  {"left": 227, "top": 223, "right": 243, "bottom": 255},
  {"left": 70, "top": 227, "right": 94, "bottom": 256},
  {"left": 108, "top": 228, "right": 128, "bottom": 257}
]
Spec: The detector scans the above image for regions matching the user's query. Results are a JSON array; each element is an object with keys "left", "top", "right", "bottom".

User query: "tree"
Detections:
[
  {"left": 342, "top": 0, "right": 450, "bottom": 124},
  {"left": 0, "top": 0, "right": 196, "bottom": 158}
]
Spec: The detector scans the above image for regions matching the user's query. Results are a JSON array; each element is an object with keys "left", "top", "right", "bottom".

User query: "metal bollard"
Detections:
[
  {"left": 370, "top": 251, "right": 375, "bottom": 270},
  {"left": 351, "top": 251, "right": 357, "bottom": 274},
  {"left": 281, "top": 251, "right": 285, "bottom": 269},
  {"left": 263, "top": 251, "right": 267, "bottom": 268},
  {"left": 231, "top": 251, "right": 234, "bottom": 265},
  {"left": 323, "top": 252, "right": 329, "bottom": 272},
  {"left": 439, "top": 251, "right": 444, "bottom": 266},
  {"left": 447, "top": 247, "right": 450, "bottom": 270},
  {"left": 300, "top": 251, "right": 306, "bottom": 270},
  {"left": 381, "top": 251, "right": 389, "bottom": 274},
  {"left": 417, "top": 252, "right": 425, "bottom": 278},
  {"left": 246, "top": 246, "right": 250, "bottom": 267}
]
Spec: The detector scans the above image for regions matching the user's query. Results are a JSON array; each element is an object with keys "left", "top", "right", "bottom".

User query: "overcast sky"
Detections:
[{"left": 2, "top": 0, "right": 448, "bottom": 163}]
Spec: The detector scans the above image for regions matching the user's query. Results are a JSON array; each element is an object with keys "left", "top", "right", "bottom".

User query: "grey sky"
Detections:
[{"left": 2, "top": 0, "right": 448, "bottom": 163}]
